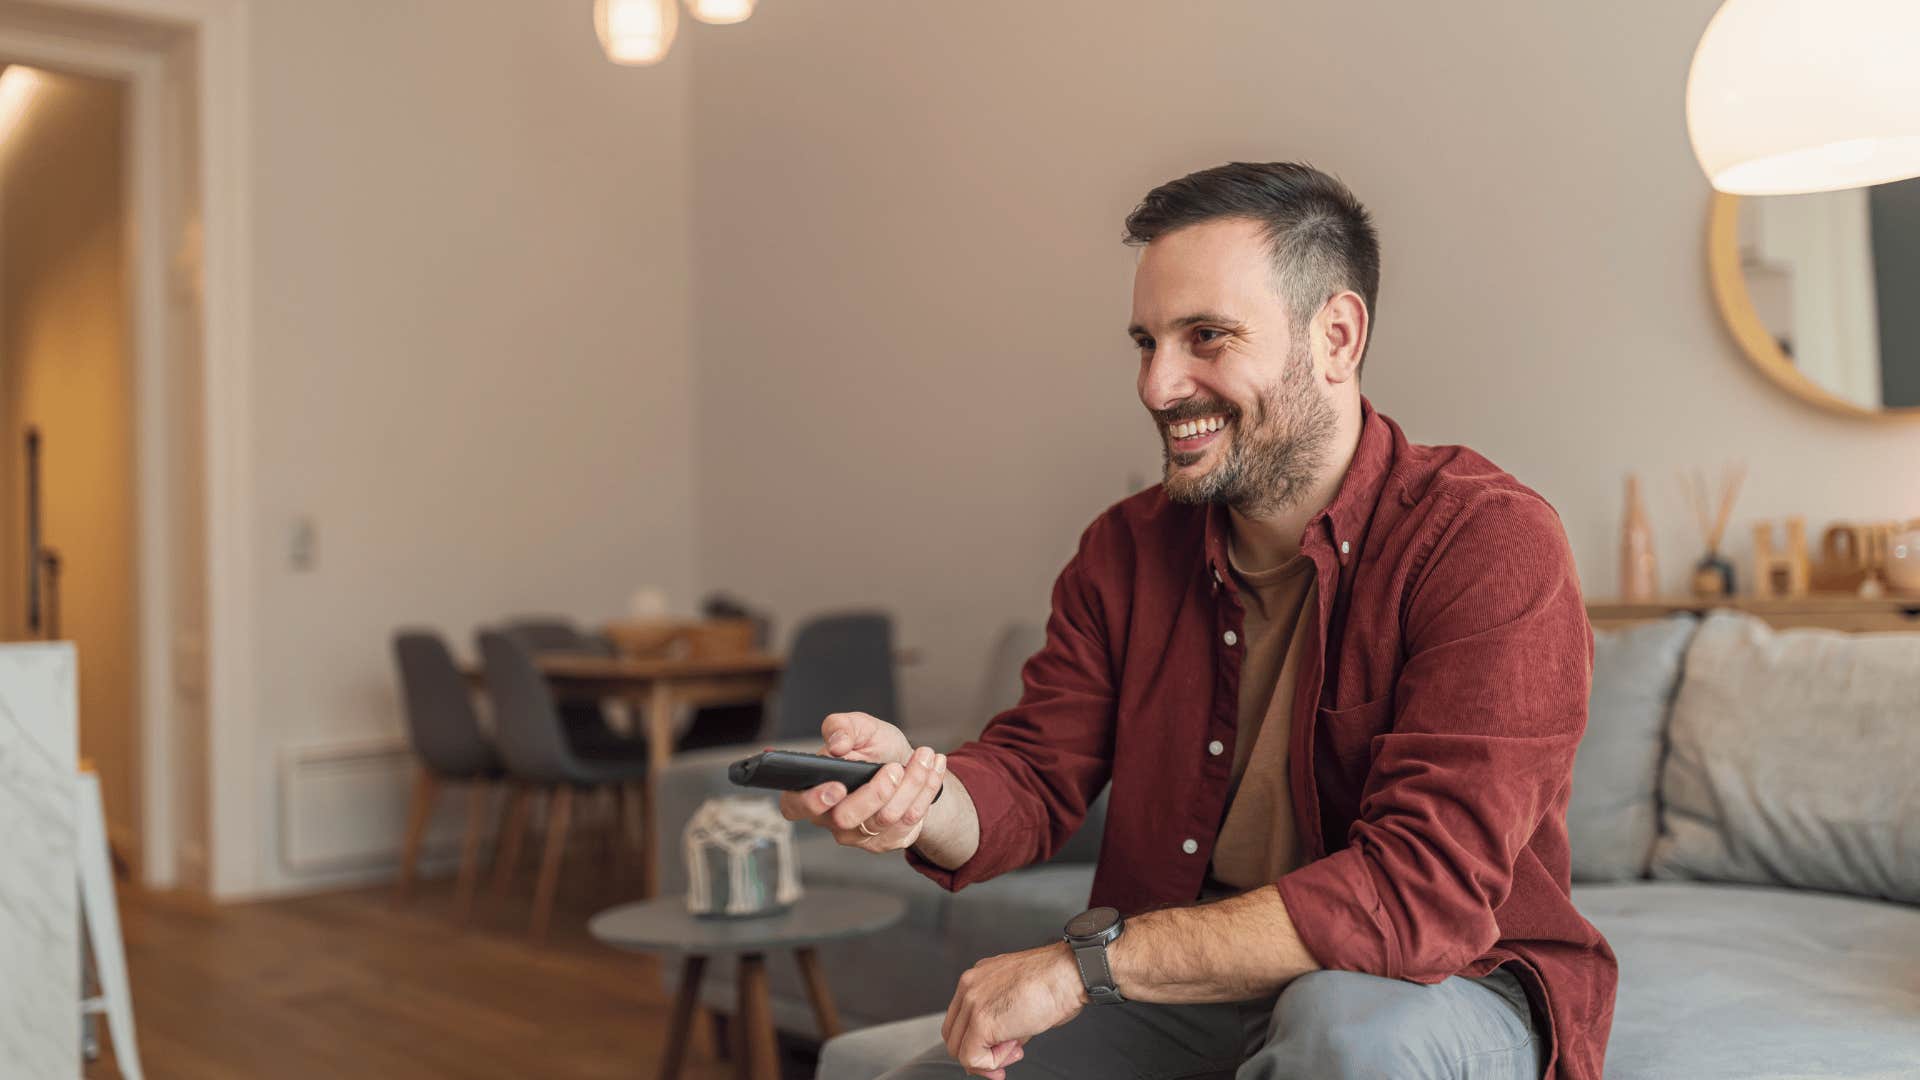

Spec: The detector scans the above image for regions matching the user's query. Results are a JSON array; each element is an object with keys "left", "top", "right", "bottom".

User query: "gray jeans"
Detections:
[{"left": 877, "top": 967, "right": 1544, "bottom": 1080}]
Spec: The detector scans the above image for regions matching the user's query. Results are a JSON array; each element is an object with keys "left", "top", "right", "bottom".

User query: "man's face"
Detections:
[{"left": 1128, "top": 218, "right": 1337, "bottom": 517}]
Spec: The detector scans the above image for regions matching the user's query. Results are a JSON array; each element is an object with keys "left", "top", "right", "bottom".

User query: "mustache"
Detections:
[{"left": 1152, "top": 400, "right": 1240, "bottom": 427}]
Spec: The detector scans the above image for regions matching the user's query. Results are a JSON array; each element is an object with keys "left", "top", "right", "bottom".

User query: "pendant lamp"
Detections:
[
  {"left": 595, "top": 0, "right": 678, "bottom": 66},
  {"left": 1687, "top": 0, "right": 1920, "bottom": 195}
]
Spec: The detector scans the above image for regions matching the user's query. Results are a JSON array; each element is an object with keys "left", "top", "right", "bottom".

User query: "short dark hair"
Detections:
[{"left": 1123, "top": 162, "right": 1380, "bottom": 369}]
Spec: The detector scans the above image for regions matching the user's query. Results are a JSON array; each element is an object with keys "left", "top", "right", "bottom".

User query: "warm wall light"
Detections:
[
  {"left": 686, "top": 0, "right": 756, "bottom": 25},
  {"left": 595, "top": 0, "right": 678, "bottom": 65},
  {"left": 1687, "top": 0, "right": 1920, "bottom": 195},
  {"left": 0, "top": 65, "right": 45, "bottom": 147}
]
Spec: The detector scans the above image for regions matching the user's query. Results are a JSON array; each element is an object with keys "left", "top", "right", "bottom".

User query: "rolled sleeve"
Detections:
[
  {"left": 905, "top": 520, "right": 1120, "bottom": 892},
  {"left": 1278, "top": 491, "right": 1591, "bottom": 982}
]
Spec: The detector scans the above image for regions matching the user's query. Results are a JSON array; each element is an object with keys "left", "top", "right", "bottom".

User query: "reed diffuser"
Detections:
[{"left": 1681, "top": 462, "right": 1745, "bottom": 599}]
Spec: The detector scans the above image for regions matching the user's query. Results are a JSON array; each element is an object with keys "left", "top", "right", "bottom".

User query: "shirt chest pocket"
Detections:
[{"left": 1312, "top": 694, "right": 1395, "bottom": 811}]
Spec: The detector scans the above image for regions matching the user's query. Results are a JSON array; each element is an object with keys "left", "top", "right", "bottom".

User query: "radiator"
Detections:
[{"left": 278, "top": 736, "right": 472, "bottom": 873}]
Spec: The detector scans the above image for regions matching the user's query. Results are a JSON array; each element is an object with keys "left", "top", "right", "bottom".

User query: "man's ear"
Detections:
[{"left": 1315, "top": 291, "right": 1369, "bottom": 383}]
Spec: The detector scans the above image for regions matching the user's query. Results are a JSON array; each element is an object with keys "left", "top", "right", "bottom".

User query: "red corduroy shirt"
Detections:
[{"left": 908, "top": 397, "right": 1616, "bottom": 1080}]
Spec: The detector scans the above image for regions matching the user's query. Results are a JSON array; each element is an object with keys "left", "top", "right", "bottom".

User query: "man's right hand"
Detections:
[{"left": 778, "top": 711, "right": 946, "bottom": 854}]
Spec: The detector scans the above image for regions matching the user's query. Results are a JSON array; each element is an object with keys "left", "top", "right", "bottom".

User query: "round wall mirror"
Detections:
[{"left": 1708, "top": 182, "right": 1920, "bottom": 419}]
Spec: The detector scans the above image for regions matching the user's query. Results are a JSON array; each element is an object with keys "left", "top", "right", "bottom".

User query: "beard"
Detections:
[{"left": 1158, "top": 339, "right": 1338, "bottom": 518}]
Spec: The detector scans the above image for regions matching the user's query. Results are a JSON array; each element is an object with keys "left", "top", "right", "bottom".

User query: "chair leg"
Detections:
[
  {"left": 530, "top": 786, "right": 573, "bottom": 942},
  {"left": 617, "top": 781, "right": 647, "bottom": 889},
  {"left": 491, "top": 785, "right": 531, "bottom": 895},
  {"left": 453, "top": 781, "right": 490, "bottom": 924},
  {"left": 79, "top": 771, "right": 144, "bottom": 1080},
  {"left": 395, "top": 768, "right": 439, "bottom": 903},
  {"left": 638, "top": 772, "right": 659, "bottom": 899}
]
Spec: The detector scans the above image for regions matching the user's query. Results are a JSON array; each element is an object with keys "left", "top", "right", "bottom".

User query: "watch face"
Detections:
[{"left": 1065, "top": 906, "right": 1120, "bottom": 939}]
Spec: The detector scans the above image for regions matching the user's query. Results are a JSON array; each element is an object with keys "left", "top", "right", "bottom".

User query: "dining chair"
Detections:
[
  {"left": 501, "top": 616, "right": 643, "bottom": 755},
  {"left": 765, "top": 611, "right": 899, "bottom": 742},
  {"left": 391, "top": 630, "right": 503, "bottom": 921},
  {"left": 477, "top": 629, "right": 654, "bottom": 940}
]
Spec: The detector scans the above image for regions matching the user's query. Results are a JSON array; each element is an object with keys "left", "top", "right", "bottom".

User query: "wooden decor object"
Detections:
[
  {"left": 683, "top": 618, "right": 756, "bottom": 659},
  {"left": 1813, "top": 521, "right": 1895, "bottom": 593},
  {"left": 1619, "top": 473, "right": 1660, "bottom": 601},
  {"left": 1752, "top": 517, "right": 1811, "bottom": 598}
]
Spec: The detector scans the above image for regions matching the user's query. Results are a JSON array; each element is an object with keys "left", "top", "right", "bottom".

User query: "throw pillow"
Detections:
[
  {"left": 1649, "top": 610, "right": 1920, "bottom": 903},
  {"left": 1570, "top": 614, "right": 1698, "bottom": 882}
]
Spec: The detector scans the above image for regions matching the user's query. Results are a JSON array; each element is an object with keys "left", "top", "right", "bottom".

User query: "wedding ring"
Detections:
[{"left": 857, "top": 820, "right": 880, "bottom": 837}]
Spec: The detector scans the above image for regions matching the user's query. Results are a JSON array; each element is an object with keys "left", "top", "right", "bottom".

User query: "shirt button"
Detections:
[
  {"left": 1340, "top": 540, "right": 1351, "bottom": 555},
  {"left": 1181, "top": 838, "right": 1199, "bottom": 855},
  {"left": 1223, "top": 629, "right": 1238, "bottom": 647},
  {"left": 1208, "top": 739, "right": 1224, "bottom": 756}
]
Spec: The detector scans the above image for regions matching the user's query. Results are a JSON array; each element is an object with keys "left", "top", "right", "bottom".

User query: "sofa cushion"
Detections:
[
  {"left": 1570, "top": 614, "right": 1697, "bottom": 882},
  {"left": 1649, "top": 611, "right": 1920, "bottom": 903},
  {"left": 1574, "top": 881, "right": 1920, "bottom": 1079}
]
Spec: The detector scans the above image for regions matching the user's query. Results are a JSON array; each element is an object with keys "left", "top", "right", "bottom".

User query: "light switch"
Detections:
[{"left": 290, "top": 516, "right": 317, "bottom": 571}]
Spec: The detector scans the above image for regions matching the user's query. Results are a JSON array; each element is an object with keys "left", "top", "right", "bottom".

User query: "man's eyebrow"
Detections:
[{"left": 1127, "top": 312, "right": 1243, "bottom": 338}]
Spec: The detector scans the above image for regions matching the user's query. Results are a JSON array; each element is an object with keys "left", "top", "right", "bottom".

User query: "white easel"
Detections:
[{"left": 78, "top": 766, "right": 144, "bottom": 1080}]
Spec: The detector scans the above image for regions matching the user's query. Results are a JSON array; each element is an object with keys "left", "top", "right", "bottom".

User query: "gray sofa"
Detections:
[{"left": 651, "top": 613, "right": 1920, "bottom": 1079}]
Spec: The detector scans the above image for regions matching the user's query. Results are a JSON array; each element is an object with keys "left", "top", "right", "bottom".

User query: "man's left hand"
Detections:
[{"left": 941, "top": 941, "right": 1088, "bottom": 1077}]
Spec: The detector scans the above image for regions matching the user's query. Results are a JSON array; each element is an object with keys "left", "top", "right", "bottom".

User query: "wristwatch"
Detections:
[{"left": 1063, "top": 906, "right": 1126, "bottom": 1005}]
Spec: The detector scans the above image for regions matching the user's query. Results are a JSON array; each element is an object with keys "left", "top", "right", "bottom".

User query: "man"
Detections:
[{"left": 781, "top": 162, "right": 1615, "bottom": 1080}]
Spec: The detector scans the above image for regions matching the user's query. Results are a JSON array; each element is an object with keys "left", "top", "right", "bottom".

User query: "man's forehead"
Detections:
[{"left": 1129, "top": 219, "right": 1278, "bottom": 328}]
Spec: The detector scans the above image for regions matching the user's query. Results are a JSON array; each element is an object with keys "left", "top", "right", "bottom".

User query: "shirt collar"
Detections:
[{"left": 1203, "top": 394, "right": 1393, "bottom": 578}]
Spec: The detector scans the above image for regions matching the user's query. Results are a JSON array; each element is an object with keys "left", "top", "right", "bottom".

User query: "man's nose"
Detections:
[{"left": 1139, "top": 350, "right": 1198, "bottom": 412}]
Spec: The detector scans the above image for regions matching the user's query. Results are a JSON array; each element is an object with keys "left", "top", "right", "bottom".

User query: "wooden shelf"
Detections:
[{"left": 1588, "top": 594, "right": 1920, "bottom": 632}]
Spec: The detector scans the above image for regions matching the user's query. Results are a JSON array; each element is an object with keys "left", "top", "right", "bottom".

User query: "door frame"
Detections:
[{"left": 0, "top": 0, "right": 254, "bottom": 896}]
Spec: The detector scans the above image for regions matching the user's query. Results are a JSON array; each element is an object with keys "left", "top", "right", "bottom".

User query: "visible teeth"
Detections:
[{"left": 1172, "top": 416, "right": 1226, "bottom": 439}]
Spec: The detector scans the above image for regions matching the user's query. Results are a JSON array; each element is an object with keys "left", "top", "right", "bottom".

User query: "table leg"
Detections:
[
  {"left": 736, "top": 952, "right": 779, "bottom": 1080},
  {"left": 643, "top": 681, "right": 677, "bottom": 899},
  {"left": 793, "top": 947, "right": 843, "bottom": 1039},
  {"left": 657, "top": 954, "right": 707, "bottom": 1080}
]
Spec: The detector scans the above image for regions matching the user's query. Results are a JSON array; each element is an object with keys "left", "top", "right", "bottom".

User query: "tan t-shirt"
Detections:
[{"left": 1205, "top": 541, "right": 1317, "bottom": 893}]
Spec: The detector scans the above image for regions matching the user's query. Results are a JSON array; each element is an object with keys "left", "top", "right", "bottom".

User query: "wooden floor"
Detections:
[{"left": 89, "top": 849, "right": 820, "bottom": 1079}]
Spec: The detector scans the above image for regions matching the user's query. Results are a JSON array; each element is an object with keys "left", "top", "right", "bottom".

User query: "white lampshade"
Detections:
[
  {"left": 595, "top": 0, "right": 678, "bottom": 65},
  {"left": 1687, "top": 0, "right": 1920, "bottom": 195},
  {"left": 686, "top": 0, "right": 756, "bottom": 25}
]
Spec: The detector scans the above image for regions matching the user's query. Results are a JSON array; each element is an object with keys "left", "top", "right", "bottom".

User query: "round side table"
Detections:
[{"left": 590, "top": 885, "right": 907, "bottom": 1080}]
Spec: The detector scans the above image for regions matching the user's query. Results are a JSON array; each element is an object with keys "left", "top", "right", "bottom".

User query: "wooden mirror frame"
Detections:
[{"left": 1706, "top": 191, "right": 1920, "bottom": 421}]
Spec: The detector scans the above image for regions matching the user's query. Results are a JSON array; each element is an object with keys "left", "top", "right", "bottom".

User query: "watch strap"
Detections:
[{"left": 1070, "top": 940, "right": 1125, "bottom": 1005}]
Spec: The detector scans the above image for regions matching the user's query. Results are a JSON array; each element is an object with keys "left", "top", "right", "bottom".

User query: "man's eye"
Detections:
[
  {"left": 1194, "top": 328, "right": 1224, "bottom": 344},
  {"left": 1133, "top": 338, "right": 1155, "bottom": 352}
]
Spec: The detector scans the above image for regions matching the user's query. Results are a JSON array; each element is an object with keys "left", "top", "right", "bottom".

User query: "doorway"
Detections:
[
  {"left": 0, "top": 0, "right": 252, "bottom": 898},
  {"left": 0, "top": 63, "right": 143, "bottom": 873}
]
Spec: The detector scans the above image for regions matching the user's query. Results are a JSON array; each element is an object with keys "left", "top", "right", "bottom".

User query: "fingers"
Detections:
[
  {"left": 827, "top": 760, "right": 906, "bottom": 833},
  {"left": 820, "top": 711, "right": 876, "bottom": 757},
  {"left": 777, "top": 782, "right": 846, "bottom": 823},
  {"left": 868, "top": 748, "right": 941, "bottom": 831},
  {"left": 904, "top": 754, "right": 946, "bottom": 827}
]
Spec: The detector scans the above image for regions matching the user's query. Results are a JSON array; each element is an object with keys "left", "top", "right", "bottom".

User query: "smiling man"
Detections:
[{"left": 782, "top": 162, "right": 1615, "bottom": 1080}]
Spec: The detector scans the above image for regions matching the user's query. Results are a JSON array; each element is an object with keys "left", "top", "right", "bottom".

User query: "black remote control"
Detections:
[
  {"left": 728, "top": 749, "right": 943, "bottom": 802},
  {"left": 729, "top": 749, "right": 884, "bottom": 792}
]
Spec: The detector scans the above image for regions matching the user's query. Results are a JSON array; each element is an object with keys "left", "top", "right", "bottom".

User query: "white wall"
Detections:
[
  {"left": 686, "top": 0, "right": 1920, "bottom": 736},
  {"left": 242, "top": 1, "right": 696, "bottom": 893}
]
